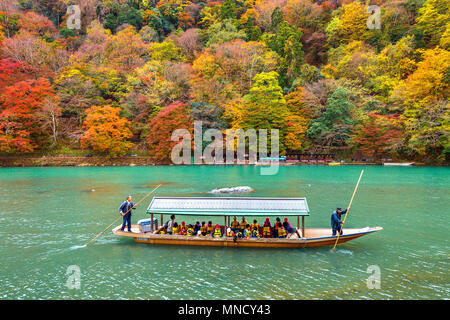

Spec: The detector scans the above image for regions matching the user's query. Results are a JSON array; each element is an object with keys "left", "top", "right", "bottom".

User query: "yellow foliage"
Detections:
[{"left": 395, "top": 47, "right": 450, "bottom": 105}]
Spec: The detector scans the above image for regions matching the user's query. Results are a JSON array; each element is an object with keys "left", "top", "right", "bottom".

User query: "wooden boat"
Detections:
[{"left": 112, "top": 197, "right": 382, "bottom": 248}]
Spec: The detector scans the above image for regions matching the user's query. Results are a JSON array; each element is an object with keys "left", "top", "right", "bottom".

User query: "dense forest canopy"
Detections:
[{"left": 0, "top": 0, "right": 448, "bottom": 163}]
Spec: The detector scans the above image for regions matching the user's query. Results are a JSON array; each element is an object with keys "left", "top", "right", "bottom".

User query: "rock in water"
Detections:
[{"left": 208, "top": 186, "right": 253, "bottom": 194}]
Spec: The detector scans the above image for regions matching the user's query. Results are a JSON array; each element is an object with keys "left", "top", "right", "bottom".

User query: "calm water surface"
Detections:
[{"left": 0, "top": 165, "right": 448, "bottom": 299}]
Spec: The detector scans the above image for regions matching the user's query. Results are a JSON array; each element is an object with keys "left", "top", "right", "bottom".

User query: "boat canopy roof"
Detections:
[{"left": 146, "top": 197, "right": 310, "bottom": 216}]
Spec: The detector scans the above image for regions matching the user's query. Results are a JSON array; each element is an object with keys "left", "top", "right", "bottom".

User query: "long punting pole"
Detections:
[
  {"left": 332, "top": 170, "right": 364, "bottom": 252},
  {"left": 84, "top": 184, "right": 162, "bottom": 247}
]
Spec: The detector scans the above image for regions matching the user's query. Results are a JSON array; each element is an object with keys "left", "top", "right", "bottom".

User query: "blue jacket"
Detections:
[
  {"left": 119, "top": 200, "right": 135, "bottom": 216},
  {"left": 331, "top": 208, "right": 347, "bottom": 229},
  {"left": 193, "top": 224, "right": 200, "bottom": 233}
]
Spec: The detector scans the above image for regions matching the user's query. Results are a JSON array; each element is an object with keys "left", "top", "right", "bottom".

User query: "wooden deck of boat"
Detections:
[{"left": 112, "top": 224, "right": 382, "bottom": 248}]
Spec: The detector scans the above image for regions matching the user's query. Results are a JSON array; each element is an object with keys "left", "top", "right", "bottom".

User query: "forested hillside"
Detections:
[{"left": 0, "top": 0, "right": 448, "bottom": 163}]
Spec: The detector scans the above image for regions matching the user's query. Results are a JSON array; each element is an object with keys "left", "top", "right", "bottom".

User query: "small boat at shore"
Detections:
[
  {"left": 383, "top": 162, "right": 414, "bottom": 166},
  {"left": 112, "top": 197, "right": 382, "bottom": 248},
  {"left": 328, "top": 161, "right": 341, "bottom": 166}
]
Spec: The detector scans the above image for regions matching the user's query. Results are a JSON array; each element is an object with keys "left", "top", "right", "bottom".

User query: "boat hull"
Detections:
[
  {"left": 112, "top": 225, "right": 383, "bottom": 248},
  {"left": 383, "top": 162, "right": 414, "bottom": 166}
]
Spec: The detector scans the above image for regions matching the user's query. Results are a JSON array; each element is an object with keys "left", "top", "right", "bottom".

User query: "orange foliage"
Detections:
[{"left": 81, "top": 105, "right": 133, "bottom": 157}]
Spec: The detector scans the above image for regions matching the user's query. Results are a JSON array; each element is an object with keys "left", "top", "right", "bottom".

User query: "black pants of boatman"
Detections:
[
  {"left": 121, "top": 212, "right": 132, "bottom": 231},
  {"left": 332, "top": 223, "right": 343, "bottom": 236}
]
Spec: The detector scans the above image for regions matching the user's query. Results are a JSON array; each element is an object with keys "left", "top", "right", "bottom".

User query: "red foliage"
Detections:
[
  {"left": 0, "top": 78, "right": 55, "bottom": 152},
  {"left": 0, "top": 59, "right": 30, "bottom": 88},
  {"left": 146, "top": 102, "right": 193, "bottom": 163},
  {"left": 352, "top": 113, "right": 403, "bottom": 159}
]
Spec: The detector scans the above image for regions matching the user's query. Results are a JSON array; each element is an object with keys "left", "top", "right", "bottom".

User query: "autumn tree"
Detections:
[
  {"left": 325, "top": 1, "right": 370, "bottom": 46},
  {"left": 394, "top": 47, "right": 449, "bottom": 105},
  {"left": 1, "top": 30, "right": 68, "bottom": 77},
  {"left": 283, "top": 0, "right": 326, "bottom": 33},
  {"left": 351, "top": 112, "right": 403, "bottom": 159},
  {"left": 146, "top": 101, "right": 193, "bottom": 163},
  {"left": 122, "top": 57, "right": 192, "bottom": 143},
  {"left": 416, "top": 0, "right": 450, "bottom": 46},
  {"left": 0, "top": 78, "right": 56, "bottom": 152},
  {"left": 54, "top": 63, "right": 103, "bottom": 125},
  {"left": 170, "top": 28, "right": 202, "bottom": 60},
  {"left": 18, "top": 11, "right": 56, "bottom": 36},
  {"left": 190, "top": 39, "right": 277, "bottom": 104},
  {"left": 239, "top": 71, "right": 290, "bottom": 153},
  {"left": 322, "top": 40, "right": 374, "bottom": 83},
  {"left": 284, "top": 86, "right": 313, "bottom": 150},
  {"left": 0, "top": 58, "right": 30, "bottom": 87},
  {"left": 106, "top": 26, "right": 150, "bottom": 72},
  {"left": 149, "top": 39, "right": 184, "bottom": 62},
  {"left": 80, "top": 105, "right": 133, "bottom": 157},
  {"left": 362, "top": 36, "right": 417, "bottom": 98},
  {"left": 394, "top": 47, "right": 450, "bottom": 158},
  {"left": 199, "top": 1, "right": 222, "bottom": 27}
]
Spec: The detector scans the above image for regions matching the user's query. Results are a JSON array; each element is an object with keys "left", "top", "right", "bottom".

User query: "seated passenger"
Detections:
[
  {"left": 213, "top": 224, "right": 222, "bottom": 238},
  {"left": 274, "top": 218, "right": 281, "bottom": 237},
  {"left": 250, "top": 220, "right": 260, "bottom": 237},
  {"left": 180, "top": 221, "right": 187, "bottom": 235},
  {"left": 207, "top": 221, "right": 214, "bottom": 235},
  {"left": 277, "top": 222, "right": 287, "bottom": 238},
  {"left": 187, "top": 224, "right": 194, "bottom": 236},
  {"left": 160, "top": 226, "right": 167, "bottom": 235},
  {"left": 230, "top": 216, "right": 240, "bottom": 232},
  {"left": 240, "top": 216, "right": 248, "bottom": 232},
  {"left": 226, "top": 227, "right": 234, "bottom": 237},
  {"left": 193, "top": 221, "right": 201, "bottom": 234},
  {"left": 163, "top": 214, "right": 176, "bottom": 235},
  {"left": 244, "top": 224, "right": 252, "bottom": 238},
  {"left": 283, "top": 218, "right": 295, "bottom": 234},
  {"left": 263, "top": 218, "right": 272, "bottom": 238},
  {"left": 251, "top": 225, "right": 260, "bottom": 238},
  {"left": 172, "top": 222, "right": 179, "bottom": 235},
  {"left": 200, "top": 221, "right": 207, "bottom": 236},
  {"left": 233, "top": 229, "right": 243, "bottom": 243}
]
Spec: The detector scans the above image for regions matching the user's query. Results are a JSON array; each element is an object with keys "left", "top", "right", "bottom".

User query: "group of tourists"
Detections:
[
  {"left": 228, "top": 216, "right": 296, "bottom": 239},
  {"left": 159, "top": 215, "right": 297, "bottom": 240},
  {"left": 119, "top": 195, "right": 349, "bottom": 238}
]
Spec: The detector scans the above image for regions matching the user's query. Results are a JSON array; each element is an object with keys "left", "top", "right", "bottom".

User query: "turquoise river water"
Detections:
[{"left": 0, "top": 165, "right": 448, "bottom": 299}]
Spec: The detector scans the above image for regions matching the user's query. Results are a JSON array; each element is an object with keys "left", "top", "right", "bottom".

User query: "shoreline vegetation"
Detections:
[{"left": 0, "top": 155, "right": 443, "bottom": 167}]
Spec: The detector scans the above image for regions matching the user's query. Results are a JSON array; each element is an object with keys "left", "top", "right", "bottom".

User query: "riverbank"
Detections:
[
  {"left": 0, "top": 155, "right": 157, "bottom": 167},
  {"left": 0, "top": 155, "right": 446, "bottom": 167}
]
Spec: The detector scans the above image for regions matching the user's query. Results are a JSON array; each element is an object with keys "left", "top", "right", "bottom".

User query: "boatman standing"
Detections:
[
  {"left": 119, "top": 196, "right": 137, "bottom": 232},
  {"left": 331, "top": 207, "right": 348, "bottom": 236}
]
